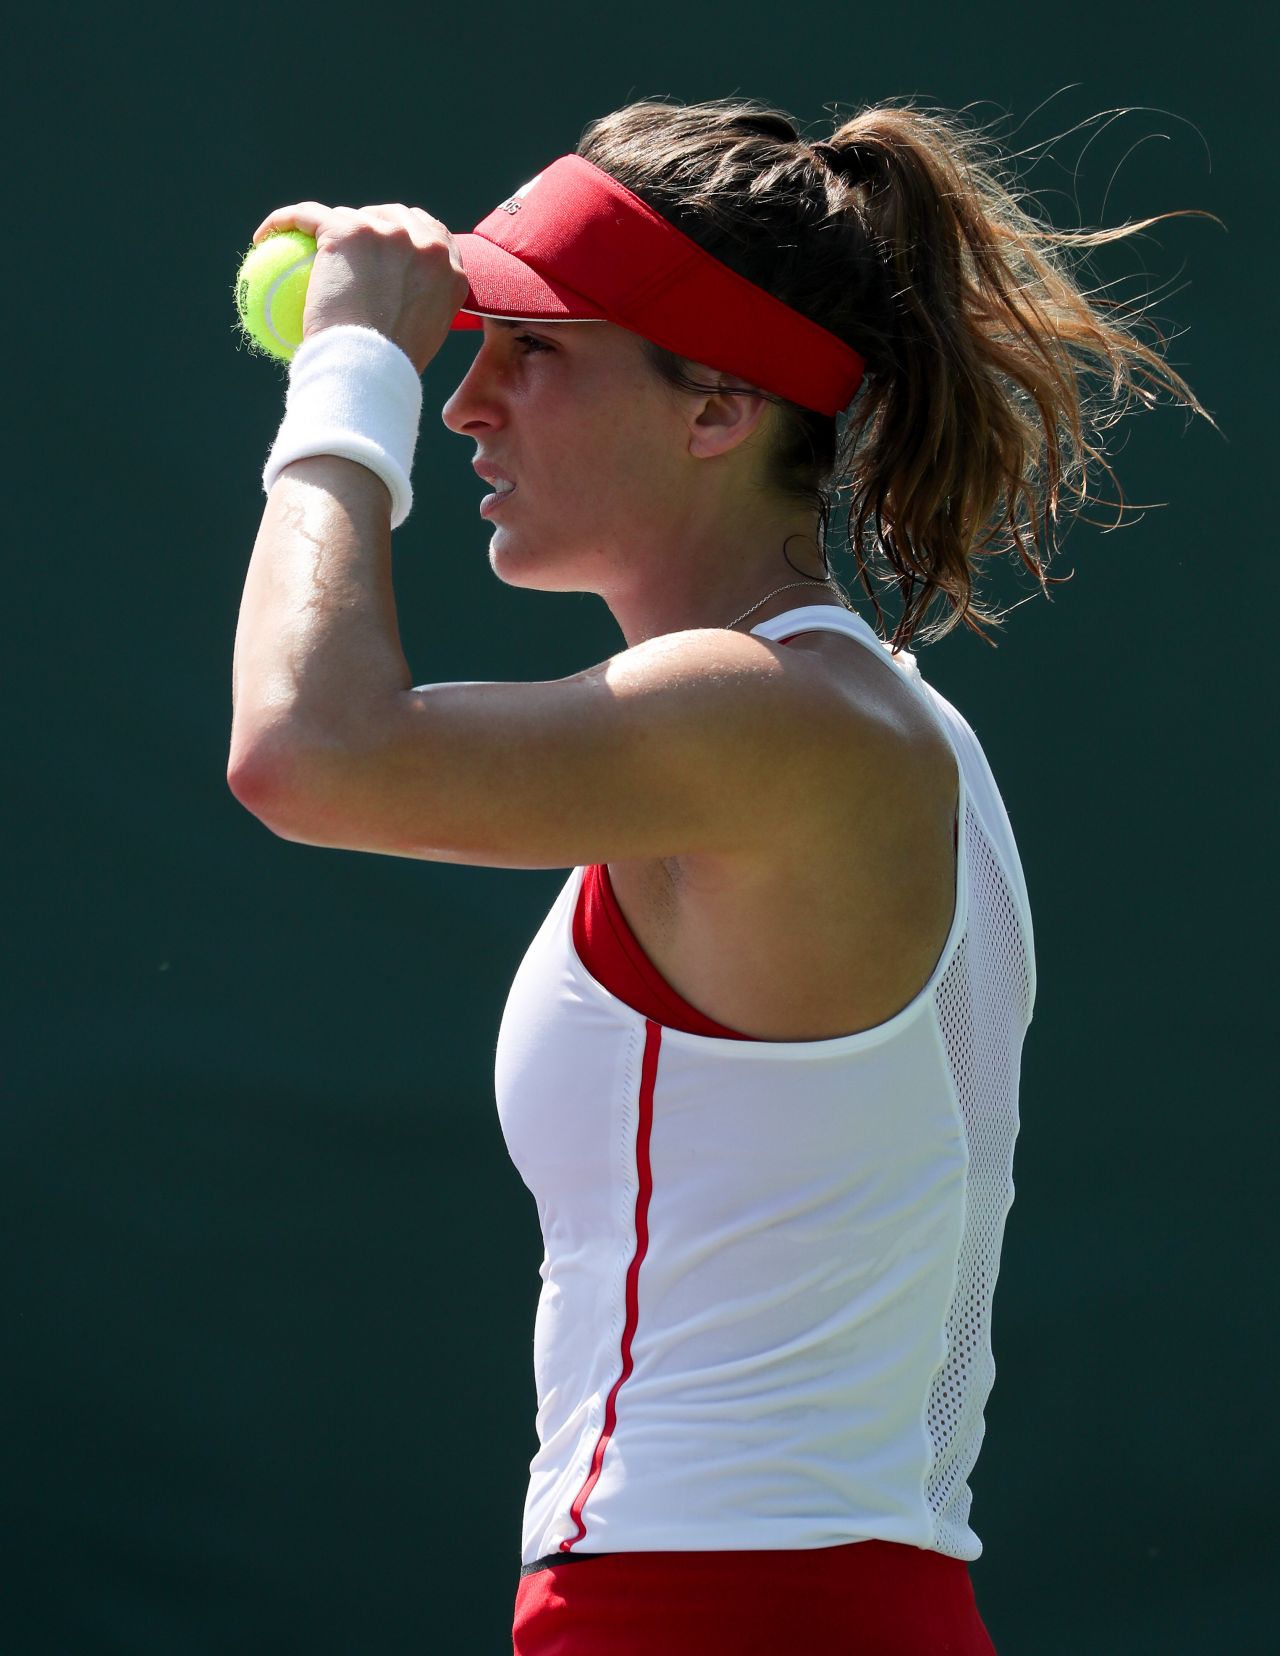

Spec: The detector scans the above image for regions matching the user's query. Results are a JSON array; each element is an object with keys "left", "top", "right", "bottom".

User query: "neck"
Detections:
[{"left": 608, "top": 533, "right": 845, "bottom": 647}]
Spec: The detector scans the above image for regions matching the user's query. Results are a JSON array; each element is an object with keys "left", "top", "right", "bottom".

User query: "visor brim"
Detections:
[{"left": 449, "top": 232, "right": 610, "bottom": 330}]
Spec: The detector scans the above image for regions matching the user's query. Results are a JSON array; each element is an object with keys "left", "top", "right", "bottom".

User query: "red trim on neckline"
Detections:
[{"left": 573, "top": 864, "right": 756, "bottom": 1040}]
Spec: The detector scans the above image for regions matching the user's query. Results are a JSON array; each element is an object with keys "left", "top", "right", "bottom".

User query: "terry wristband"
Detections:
[{"left": 261, "top": 324, "right": 423, "bottom": 529}]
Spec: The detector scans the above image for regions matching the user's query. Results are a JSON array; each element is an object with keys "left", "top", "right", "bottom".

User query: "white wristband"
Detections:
[{"left": 261, "top": 324, "right": 423, "bottom": 529}]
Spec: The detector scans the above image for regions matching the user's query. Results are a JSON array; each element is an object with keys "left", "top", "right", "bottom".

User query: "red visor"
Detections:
[{"left": 448, "top": 155, "right": 864, "bottom": 416}]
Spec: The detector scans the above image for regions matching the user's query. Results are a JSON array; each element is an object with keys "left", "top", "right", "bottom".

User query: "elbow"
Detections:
[
  {"left": 226, "top": 738, "right": 345, "bottom": 848},
  {"left": 227, "top": 755, "right": 271, "bottom": 816},
  {"left": 226, "top": 736, "right": 305, "bottom": 826}
]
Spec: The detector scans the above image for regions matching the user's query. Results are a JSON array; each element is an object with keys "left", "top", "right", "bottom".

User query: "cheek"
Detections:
[
  {"left": 593, "top": 410, "right": 675, "bottom": 489},
  {"left": 528, "top": 372, "right": 678, "bottom": 505}
]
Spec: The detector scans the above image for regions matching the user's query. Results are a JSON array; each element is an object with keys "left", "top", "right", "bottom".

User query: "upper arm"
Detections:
[{"left": 228, "top": 629, "right": 884, "bottom": 870}]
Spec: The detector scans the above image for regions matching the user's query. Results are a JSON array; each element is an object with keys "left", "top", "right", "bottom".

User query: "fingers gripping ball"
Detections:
[{"left": 234, "top": 230, "right": 317, "bottom": 362}]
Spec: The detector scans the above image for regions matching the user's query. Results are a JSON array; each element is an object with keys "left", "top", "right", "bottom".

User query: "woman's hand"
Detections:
[{"left": 250, "top": 201, "right": 470, "bottom": 374}]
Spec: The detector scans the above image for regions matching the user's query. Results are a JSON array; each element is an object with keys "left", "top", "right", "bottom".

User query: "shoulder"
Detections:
[
  {"left": 601, "top": 623, "right": 956, "bottom": 832},
  {"left": 607, "top": 620, "right": 949, "bottom": 746},
  {"left": 587, "top": 624, "right": 905, "bottom": 743}
]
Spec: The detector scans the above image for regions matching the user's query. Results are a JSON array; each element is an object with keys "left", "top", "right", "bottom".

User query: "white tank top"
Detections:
[{"left": 494, "top": 604, "right": 1036, "bottom": 1567}]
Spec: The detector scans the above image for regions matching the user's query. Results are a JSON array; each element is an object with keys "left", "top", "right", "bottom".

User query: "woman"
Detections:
[{"left": 230, "top": 96, "right": 1207, "bottom": 1654}]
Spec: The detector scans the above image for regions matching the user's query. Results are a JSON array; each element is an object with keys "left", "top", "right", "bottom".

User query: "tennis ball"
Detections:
[{"left": 234, "top": 229, "right": 317, "bottom": 362}]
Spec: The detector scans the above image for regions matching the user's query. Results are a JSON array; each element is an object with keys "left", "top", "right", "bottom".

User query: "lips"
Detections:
[
  {"left": 479, "top": 485, "right": 516, "bottom": 518},
  {"left": 472, "top": 460, "right": 517, "bottom": 490}
]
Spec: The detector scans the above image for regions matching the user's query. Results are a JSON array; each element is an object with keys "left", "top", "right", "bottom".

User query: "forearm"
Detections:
[{"left": 228, "top": 455, "right": 413, "bottom": 799}]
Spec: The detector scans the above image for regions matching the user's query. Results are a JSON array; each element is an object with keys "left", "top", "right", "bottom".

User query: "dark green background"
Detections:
[{"left": 6, "top": 2, "right": 1271, "bottom": 1651}]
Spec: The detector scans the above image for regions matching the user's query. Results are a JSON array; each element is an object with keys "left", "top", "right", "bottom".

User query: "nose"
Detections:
[{"left": 441, "top": 339, "right": 505, "bottom": 436}]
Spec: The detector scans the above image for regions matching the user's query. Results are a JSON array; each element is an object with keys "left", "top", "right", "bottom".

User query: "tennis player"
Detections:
[{"left": 229, "top": 96, "right": 1206, "bottom": 1654}]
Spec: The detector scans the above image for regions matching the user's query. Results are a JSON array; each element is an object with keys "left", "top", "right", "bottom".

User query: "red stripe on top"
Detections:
[{"left": 560, "top": 1017, "right": 662, "bottom": 1552}]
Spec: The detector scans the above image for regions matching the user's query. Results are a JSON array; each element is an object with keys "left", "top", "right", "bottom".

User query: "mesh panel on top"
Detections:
[{"left": 925, "top": 800, "right": 1034, "bottom": 1556}]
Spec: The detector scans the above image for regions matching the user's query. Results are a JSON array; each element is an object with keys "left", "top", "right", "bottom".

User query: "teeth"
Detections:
[{"left": 493, "top": 479, "right": 515, "bottom": 493}]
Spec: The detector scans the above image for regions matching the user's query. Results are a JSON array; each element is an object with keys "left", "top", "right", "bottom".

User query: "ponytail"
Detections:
[{"left": 579, "top": 95, "right": 1216, "bottom": 647}]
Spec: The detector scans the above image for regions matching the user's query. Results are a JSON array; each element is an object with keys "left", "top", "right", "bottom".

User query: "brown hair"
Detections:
[{"left": 576, "top": 95, "right": 1216, "bottom": 648}]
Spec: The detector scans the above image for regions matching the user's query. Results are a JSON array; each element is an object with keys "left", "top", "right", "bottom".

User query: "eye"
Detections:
[{"left": 514, "top": 333, "right": 551, "bottom": 353}]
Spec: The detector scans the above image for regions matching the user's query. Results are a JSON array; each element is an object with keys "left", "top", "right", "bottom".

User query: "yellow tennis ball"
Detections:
[{"left": 234, "top": 229, "right": 317, "bottom": 362}]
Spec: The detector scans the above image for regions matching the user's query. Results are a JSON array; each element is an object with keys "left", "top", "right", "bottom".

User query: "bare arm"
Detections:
[
  {"left": 225, "top": 450, "right": 888, "bottom": 871},
  {"left": 228, "top": 455, "right": 409, "bottom": 798}
]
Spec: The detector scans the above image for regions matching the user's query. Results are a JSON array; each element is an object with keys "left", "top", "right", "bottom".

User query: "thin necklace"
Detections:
[{"left": 723, "top": 578, "right": 846, "bottom": 632}]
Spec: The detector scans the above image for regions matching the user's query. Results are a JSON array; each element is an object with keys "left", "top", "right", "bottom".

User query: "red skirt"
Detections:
[{"left": 512, "top": 1540, "right": 997, "bottom": 1655}]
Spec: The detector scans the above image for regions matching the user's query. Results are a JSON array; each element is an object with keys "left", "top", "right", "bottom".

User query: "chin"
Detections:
[{"left": 486, "top": 533, "right": 592, "bottom": 595}]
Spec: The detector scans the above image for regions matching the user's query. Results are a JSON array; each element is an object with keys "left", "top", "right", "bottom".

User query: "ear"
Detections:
[{"left": 684, "top": 367, "right": 773, "bottom": 461}]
